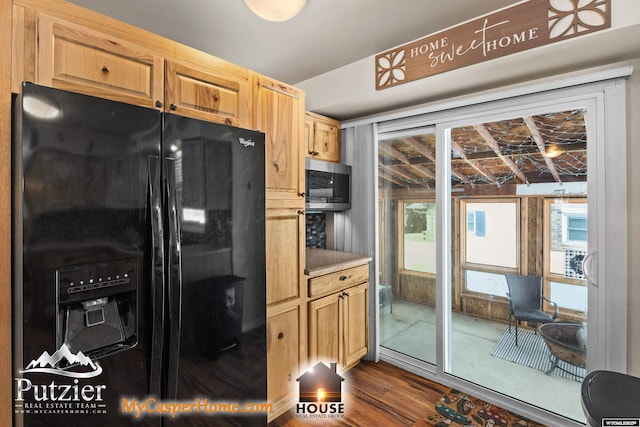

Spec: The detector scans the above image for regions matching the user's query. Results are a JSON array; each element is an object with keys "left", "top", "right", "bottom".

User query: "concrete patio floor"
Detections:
[{"left": 380, "top": 299, "right": 585, "bottom": 423}]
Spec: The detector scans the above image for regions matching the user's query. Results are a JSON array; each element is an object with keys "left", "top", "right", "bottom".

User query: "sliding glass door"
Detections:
[
  {"left": 378, "top": 127, "right": 438, "bottom": 366},
  {"left": 375, "top": 77, "right": 627, "bottom": 426},
  {"left": 441, "top": 107, "right": 590, "bottom": 422}
]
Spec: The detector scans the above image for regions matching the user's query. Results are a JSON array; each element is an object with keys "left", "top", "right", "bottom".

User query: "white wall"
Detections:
[{"left": 298, "top": 0, "right": 640, "bottom": 121}]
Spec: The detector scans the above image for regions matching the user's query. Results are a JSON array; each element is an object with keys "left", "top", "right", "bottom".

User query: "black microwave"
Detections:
[{"left": 305, "top": 158, "right": 351, "bottom": 212}]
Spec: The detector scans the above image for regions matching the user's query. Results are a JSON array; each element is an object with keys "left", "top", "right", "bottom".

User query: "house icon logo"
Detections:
[{"left": 295, "top": 362, "right": 345, "bottom": 418}]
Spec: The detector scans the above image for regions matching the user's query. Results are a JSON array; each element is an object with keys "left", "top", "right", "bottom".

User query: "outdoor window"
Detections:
[
  {"left": 401, "top": 201, "right": 436, "bottom": 274},
  {"left": 466, "top": 211, "right": 486, "bottom": 236},
  {"left": 563, "top": 214, "right": 587, "bottom": 244},
  {"left": 544, "top": 198, "right": 587, "bottom": 313},
  {"left": 462, "top": 200, "right": 519, "bottom": 270},
  {"left": 461, "top": 199, "right": 519, "bottom": 297}
]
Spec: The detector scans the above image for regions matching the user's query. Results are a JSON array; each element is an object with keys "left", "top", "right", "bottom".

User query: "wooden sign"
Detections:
[{"left": 375, "top": 0, "right": 611, "bottom": 90}]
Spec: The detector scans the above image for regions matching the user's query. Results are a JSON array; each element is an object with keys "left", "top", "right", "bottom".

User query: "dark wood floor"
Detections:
[{"left": 269, "top": 360, "right": 446, "bottom": 427}]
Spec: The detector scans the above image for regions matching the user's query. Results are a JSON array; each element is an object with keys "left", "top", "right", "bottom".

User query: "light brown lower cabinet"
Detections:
[
  {"left": 308, "top": 292, "right": 340, "bottom": 363},
  {"left": 341, "top": 282, "right": 369, "bottom": 367},
  {"left": 267, "top": 304, "right": 302, "bottom": 421},
  {"left": 308, "top": 281, "right": 368, "bottom": 370}
]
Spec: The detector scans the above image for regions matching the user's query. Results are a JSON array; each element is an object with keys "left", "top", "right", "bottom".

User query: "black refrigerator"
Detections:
[{"left": 12, "top": 83, "right": 267, "bottom": 426}]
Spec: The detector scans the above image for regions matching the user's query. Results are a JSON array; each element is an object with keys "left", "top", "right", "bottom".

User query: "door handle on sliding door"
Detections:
[
  {"left": 147, "top": 155, "right": 165, "bottom": 397},
  {"left": 582, "top": 251, "right": 597, "bottom": 285},
  {"left": 165, "top": 157, "right": 183, "bottom": 400}
]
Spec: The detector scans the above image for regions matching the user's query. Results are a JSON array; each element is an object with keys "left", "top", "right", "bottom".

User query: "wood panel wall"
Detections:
[{"left": 1, "top": 0, "right": 13, "bottom": 425}]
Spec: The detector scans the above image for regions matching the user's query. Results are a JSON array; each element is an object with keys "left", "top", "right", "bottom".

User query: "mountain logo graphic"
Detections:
[{"left": 21, "top": 344, "right": 103, "bottom": 378}]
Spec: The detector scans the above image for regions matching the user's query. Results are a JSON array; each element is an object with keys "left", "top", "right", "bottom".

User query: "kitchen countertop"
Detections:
[{"left": 305, "top": 248, "right": 372, "bottom": 278}]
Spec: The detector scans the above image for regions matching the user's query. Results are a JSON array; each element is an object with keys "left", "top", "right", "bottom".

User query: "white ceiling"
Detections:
[{"left": 66, "top": 0, "right": 520, "bottom": 85}]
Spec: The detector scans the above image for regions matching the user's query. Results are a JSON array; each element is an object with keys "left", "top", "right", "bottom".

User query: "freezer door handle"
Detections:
[
  {"left": 148, "top": 155, "right": 165, "bottom": 397},
  {"left": 165, "top": 157, "right": 183, "bottom": 399}
]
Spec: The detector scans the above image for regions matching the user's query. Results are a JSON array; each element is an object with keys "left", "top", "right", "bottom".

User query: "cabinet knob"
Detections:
[
  {"left": 155, "top": 100, "right": 163, "bottom": 108},
  {"left": 299, "top": 192, "right": 306, "bottom": 198},
  {"left": 339, "top": 275, "right": 348, "bottom": 281},
  {"left": 277, "top": 332, "right": 284, "bottom": 340},
  {"left": 298, "top": 210, "right": 305, "bottom": 215},
  {"left": 169, "top": 104, "right": 177, "bottom": 111},
  {"left": 101, "top": 66, "right": 109, "bottom": 75}
]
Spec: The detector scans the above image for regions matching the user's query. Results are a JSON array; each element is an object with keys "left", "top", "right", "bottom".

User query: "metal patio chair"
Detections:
[{"left": 505, "top": 274, "right": 558, "bottom": 345}]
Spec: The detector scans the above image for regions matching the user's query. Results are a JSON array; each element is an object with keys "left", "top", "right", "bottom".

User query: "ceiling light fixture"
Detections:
[
  {"left": 244, "top": 0, "right": 306, "bottom": 22},
  {"left": 545, "top": 144, "right": 563, "bottom": 158}
]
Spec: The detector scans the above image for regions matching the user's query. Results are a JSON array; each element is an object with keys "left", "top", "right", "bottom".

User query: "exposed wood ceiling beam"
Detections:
[
  {"left": 379, "top": 169, "right": 408, "bottom": 187},
  {"left": 523, "top": 116, "right": 562, "bottom": 183},
  {"left": 473, "top": 124, "right": 527, "bottom": 183},
  {"left": 450, "top": 140, "right": 498, "bottom": 184},
  {"left": 402, "top": 136, "right": 469, "bottom": 183},
  {"left": 403, "top": 136, "right": 434, "bottom": 159},
  {"left": 379, "top": 142, "right": 411, "bottom": 164},
  {"left": 379, "top": 142, "right": 431, "bottom": 186},
  {"left": 379, "top": 163, "right": 422, "bottom": 186},
  {"left": 412, "top": 164, "right": 435, "bottom": 180},
  {"left": 386, "top": 165, "right": 423, "bottom": 184}
]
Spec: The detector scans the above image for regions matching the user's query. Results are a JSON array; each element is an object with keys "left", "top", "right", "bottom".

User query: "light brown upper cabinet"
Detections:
[
  {"left": 165, "top": 60, "right": 250, "bottom": 128},
  {"left": 17, "top": 11, "right": 251, "bottom": 125},
  {"left": 253, "top": 74, "right": 305, "bottom": 200},
  {"left": 35, "top": 14, "right": 164, "bottom": 109},
  {"left": 305, "top": 111, "right": 340, "bottom": 163}
]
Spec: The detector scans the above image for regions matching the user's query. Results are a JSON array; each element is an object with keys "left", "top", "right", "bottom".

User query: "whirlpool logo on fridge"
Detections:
[
  {"left": 239, "top": 137, "right": 255, "bottom": 147},
  {"left": 14, "top": 343, "right": 108, "bottom": 415}
]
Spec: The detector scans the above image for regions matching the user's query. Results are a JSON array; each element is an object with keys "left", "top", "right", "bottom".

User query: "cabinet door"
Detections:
[
  {"left": 343, "top": 283, "right": 369, "bottom": 368},
  {"left": 304, "top": 114, "right": 315, "bottom": 158},
  {"left": 313, "top": 120, "right": 340, "bottom": 163},
  {"left": 165, "top": 60, "right": 250, "bottom": 127},
  {"left": 36, "top": 14, "right": 164, "bottom": 109},
  {"left": 267, "top": 306, "right": 301, "bottom": 418},
  {"left": 308, "top": 292, "right": 341, "bottom": 365},
  {"left": 253, "top": 74, "right": 304, "bottom": 200},
  {"left": 305, "top": 112, "right": 341, "bottom": 163},
  {"left": 266, "top": 206, "right": 304, "bottom": 305}
]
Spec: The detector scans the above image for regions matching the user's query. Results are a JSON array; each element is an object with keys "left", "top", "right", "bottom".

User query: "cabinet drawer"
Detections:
[{"left": 308, "top": 264, "right": 369, "bottom": 298}]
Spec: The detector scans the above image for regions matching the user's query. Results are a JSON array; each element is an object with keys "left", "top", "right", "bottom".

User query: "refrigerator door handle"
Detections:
[
  {"left": 147, "top": 155, "right": 165, "bottom": 397},
  {"left": 165, "top": 157, "right": 182, "bottom": 400}
]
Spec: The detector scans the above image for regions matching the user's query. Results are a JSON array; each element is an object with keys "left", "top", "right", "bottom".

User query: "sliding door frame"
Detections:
[{"left": 374, "top": 74, "right": 628, "bottom": 427}]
